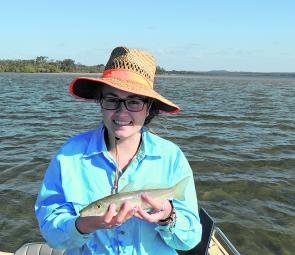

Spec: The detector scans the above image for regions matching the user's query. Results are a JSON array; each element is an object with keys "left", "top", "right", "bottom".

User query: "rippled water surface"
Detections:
[{"left": 1, "top": 73, "right": 295, "bottom": 254}]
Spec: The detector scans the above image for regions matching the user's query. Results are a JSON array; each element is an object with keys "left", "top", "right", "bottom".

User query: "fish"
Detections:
[{"left": 79, "top": 176, "right": 190, "bottom": 217}]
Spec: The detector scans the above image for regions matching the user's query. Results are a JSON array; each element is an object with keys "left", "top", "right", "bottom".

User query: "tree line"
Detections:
[
  {"left": 1, "top": 57, "right": 294, "bottom": 77},
  {"left": 0, "top": 56, "right": 168, "bottom": 74},
  {"left": 0, "top": 56, "right": 105, "bottom": 73}
]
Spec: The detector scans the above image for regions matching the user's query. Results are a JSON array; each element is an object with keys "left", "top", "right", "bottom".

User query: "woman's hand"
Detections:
[
  {"left": 76, "top": 194, "right": 173, "bottom": 234},
  {"left": 76, "top": 201, "right": 137, "bottom": 234},
  {"left": 135, "top": 193, "right": 172, "bottom": 223}
]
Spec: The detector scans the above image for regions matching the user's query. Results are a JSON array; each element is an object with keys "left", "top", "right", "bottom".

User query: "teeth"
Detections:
[{"left": 114, "top": 120, "right": 131, "bottom": 125}]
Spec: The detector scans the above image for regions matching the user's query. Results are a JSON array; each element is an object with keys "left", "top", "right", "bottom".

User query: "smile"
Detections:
[{"left": 113, "top": 120, "right": 132, "bottom": 126}]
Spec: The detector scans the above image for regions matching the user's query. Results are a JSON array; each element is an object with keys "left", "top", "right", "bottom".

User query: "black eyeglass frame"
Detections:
[{"left": 100, "top": 96, "right": 150, "bottom": 112}]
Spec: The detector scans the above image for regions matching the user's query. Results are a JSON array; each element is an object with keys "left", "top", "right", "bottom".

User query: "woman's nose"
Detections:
[{"left": 116, "top": 101, "right": 129, "bottom": 113}]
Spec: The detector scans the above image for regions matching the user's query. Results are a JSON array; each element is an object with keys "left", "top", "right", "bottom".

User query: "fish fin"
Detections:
[
  {"left": 140, "top": 183, "right": 167, "bottom": 190},
  {"left": 120, "top": 181, "right": 166, "bottom": 192},
  {"left": 173, "top": 176, "right": 190, "bottom": 201}
]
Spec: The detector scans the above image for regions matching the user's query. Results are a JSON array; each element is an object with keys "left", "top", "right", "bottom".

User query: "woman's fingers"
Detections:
[
  {"left": 104, "top": 203, "right": 116, "bottom": 223},
  {"left": 141, "top": 193, "right": 169, "bottom": 213},
  {"left": 136, "top": 206, "right": 165, "bottom": 223},
  {"left": 85, "top": 197, "right": 169, "bottom": 229},
  {"left": 116, "top": 201, "right": 132, "bottom": 223},
  {"left": 141, "top": 192, "right": 163, "bottom": 210},
  {"left": 133, "top": 206, "right": 143, "bottom": 219},
  {"left": 76, "top": 202, "right": 141, "bottom": 232},
  {"left": 139, "top": 193, "right": 172, "bottom": 221},
  {"left": 80, "top": 196, "right": 172, "bottom": 230},
  {"left": 113, "top": 201, "right": 138, "bottom": 226}
]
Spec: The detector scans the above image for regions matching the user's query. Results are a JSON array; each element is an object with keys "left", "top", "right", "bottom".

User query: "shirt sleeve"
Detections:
[
  {"left": 35, "top": 154, "right": 93, "bottom": 249},
  {"left": 155, "top": 150, "right": 202, "bottom": 251}
]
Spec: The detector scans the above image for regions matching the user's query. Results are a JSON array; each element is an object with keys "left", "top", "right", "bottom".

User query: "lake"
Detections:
[{"left": 0, "top": 73, "right": 294, "bottom": 254}]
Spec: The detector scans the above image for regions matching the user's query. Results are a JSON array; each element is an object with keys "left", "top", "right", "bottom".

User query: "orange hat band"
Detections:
[{"left": 102, "top": 69, "right": 153, "bottom": 89}]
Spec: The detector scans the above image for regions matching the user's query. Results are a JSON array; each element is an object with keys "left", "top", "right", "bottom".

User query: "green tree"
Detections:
[
  {"left": 156, "top": 66, "right": 167, "bottom": 74},
  {"left": 35, "top": 56, "right": 48, "bottom": 65},
  {"left": 61, "top": 59, "right": 75, "bottom": 72}
]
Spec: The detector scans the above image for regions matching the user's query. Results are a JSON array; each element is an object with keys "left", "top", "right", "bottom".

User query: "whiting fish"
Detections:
[{"left": 79, "top": 176, "right": 189, "bottom": 217}]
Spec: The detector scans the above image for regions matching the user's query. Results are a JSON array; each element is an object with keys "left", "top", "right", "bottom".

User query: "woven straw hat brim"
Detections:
[{"left": 70, "top": 77, "right": 180, "bottom": 113}]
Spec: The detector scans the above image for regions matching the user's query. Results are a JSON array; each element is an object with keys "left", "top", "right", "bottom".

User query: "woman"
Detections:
[{"left": 35, "top": 46, "right": 202, "bottom": 254}]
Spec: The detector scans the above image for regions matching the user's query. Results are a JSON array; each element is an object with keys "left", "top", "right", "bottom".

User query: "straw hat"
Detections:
[{"left": 70, "top": 46, "right": 180, "bottom": 113}]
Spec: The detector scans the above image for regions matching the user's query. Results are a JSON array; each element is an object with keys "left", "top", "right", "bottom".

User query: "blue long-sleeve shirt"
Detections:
[{"left": 35, "top": 124, "right": 202, "bottom": 254}]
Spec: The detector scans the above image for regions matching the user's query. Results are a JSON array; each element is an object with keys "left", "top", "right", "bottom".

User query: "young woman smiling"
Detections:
[{"left": 35, "top": 46, "right": 202, "bottom": 254}]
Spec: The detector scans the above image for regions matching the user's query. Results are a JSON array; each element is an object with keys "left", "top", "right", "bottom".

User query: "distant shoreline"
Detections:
[
  {"left": 160, "top": 70, "right": 295, "bottom": 78},
  {"left": 1, "top": 57, "right": 294, "bottom": 78},
  {"left": 1, "top": 70, "right": 295, "bottom": 79}
]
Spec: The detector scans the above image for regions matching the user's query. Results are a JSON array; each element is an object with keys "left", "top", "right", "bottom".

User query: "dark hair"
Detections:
[
  {"left": 93, "top": 86, "right": 103, "bottom": 101},
  {"left": 144, "top": 100, "right": 159, "bottom": 126},
  {"left": 94, "top": 86, "right": 159, "bottom": 126}
]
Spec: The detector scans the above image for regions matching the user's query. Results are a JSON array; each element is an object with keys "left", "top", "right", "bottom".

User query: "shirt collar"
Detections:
[
  {"left": 83, "top": 123, "right": 107, "bottom": 158},
  {"left": 141, "top": 127, "right": 162, "bottom": 157},
  {"left": 83, "top": 125, "right": 162, "bottom": 158}
]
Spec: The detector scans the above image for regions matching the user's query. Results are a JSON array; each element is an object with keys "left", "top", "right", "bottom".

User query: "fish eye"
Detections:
[{"left": 96, "top": 204, "right": 101, "bottom": 209}]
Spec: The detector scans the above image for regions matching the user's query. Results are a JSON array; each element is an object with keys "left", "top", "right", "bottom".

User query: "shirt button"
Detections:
[{"left": 120, "top": 230, "right": 125, "bottom": 235}]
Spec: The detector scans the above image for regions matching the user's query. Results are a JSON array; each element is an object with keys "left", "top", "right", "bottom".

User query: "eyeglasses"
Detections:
[{"left": 100, "top": 96, "right": 149, "bottom": 112}]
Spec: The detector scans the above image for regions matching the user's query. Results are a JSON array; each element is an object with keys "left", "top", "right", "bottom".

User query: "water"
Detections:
[{"left": 0, "top": 73, "right": 295, "bottom": 254}]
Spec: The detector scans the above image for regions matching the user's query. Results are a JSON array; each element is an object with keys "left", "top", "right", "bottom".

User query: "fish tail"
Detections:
[{"left": 173, "top": 176, "right": 190, "bottom": 201}]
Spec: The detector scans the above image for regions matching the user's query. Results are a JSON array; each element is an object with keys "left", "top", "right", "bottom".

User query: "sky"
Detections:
[{"left": 1, "top": 0, "right": 294, "bottom": 72}]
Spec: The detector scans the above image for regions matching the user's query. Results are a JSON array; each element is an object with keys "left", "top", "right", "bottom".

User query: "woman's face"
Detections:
[{"left": 100, "top": 86, "right": 149, "bottom": 141}]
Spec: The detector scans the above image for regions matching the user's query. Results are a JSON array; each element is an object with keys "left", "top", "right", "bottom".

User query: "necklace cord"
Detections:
[{"left": 112, "top": 139, "right": 120, "bottom": 194}]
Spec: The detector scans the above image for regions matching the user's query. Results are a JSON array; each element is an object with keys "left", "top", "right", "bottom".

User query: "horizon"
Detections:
[
  {"left": 1, "top": 56, "right": 295, "bottom": 74},
  {"left": 1, "top": 0, "right": 295, "bottom": 72}
]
